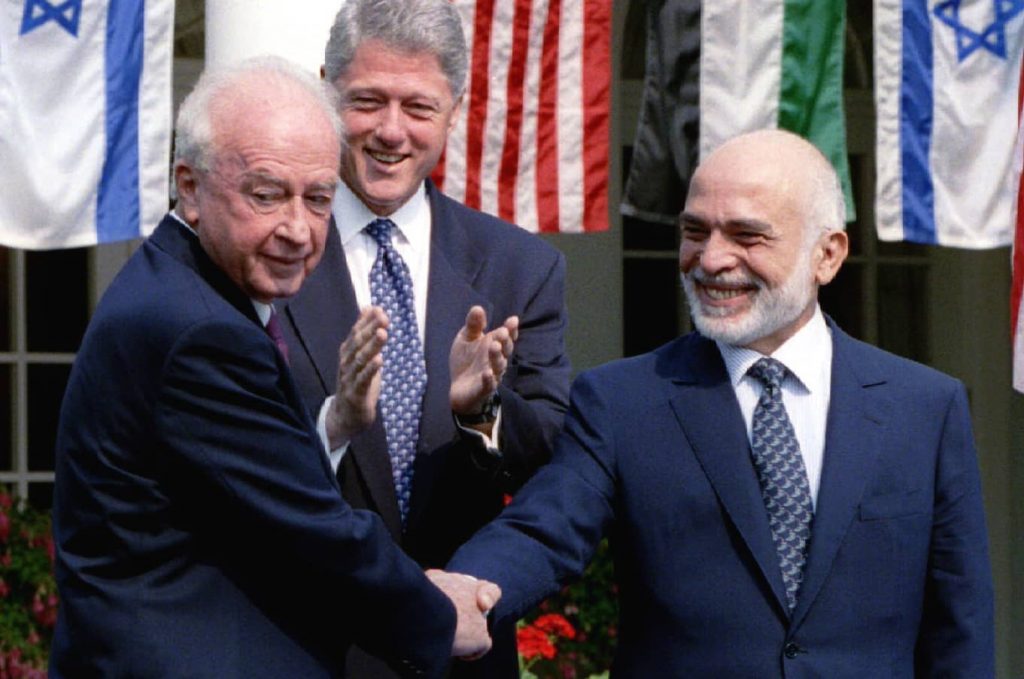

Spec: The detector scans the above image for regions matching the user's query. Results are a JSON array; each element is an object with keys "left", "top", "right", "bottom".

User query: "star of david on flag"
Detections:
[
  {"left": 934, "top": 0, "right": 1024, "bottom": 61},
  {"left": 874, "top": 0, "right": 1024, "bottom": 248},
  {"left": 1, "top": 0, "right": 174, "bottom": 249},
  {"left": 19, "top": 0, "right": 82, "bottom": 37}
]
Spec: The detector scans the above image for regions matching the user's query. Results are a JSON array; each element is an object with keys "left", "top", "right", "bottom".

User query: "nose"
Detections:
[
  {"left": 693, "top": 230, "right": 738, "bottom": 275},
  {"left": 278, "top": 196, "right": 312, "bottom": 247},
  {"left": 374, "top": 103, "right": 405, "bottom": 146}
]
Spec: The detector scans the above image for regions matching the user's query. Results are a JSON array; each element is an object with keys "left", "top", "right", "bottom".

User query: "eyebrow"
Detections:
[{"left": 679, "top": 213, "right": 773, "bottom": 233}]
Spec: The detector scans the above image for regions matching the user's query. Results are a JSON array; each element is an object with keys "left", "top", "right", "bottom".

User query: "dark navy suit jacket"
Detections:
[
  {"left": 51, "top": 216, "right": 457, "bottom": 678},
  {"left": 282, "top": 181, "right": 570, "bottom": 678},
  {"left": 450, "top": 325, "right": 994, "bottom": 678}
]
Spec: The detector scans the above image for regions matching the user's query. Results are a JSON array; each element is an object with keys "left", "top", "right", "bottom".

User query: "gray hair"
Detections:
[
  {"left": 174, "top": 55, "right": 343, "bottom": 172},
  {"left": 324, "top": 0, "right": 468, "bottom": 99},
  {"left": 805, "top": 147, "right": 847, "bottom": 246}
]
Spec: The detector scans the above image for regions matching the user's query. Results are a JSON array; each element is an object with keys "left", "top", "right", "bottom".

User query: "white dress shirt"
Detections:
[
  {"left": 716, "top": 306, "right": 833, "bottom": 508},
  {"left": 332, "top": 181, "right": 432, "bottom": 343},
  {"left": 316, "top": 182, "right": 500, "bottom": 472}
]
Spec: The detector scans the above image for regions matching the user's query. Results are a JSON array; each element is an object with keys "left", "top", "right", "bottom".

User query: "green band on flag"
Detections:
[{"left": 779, "top": 0, "right": 855, "bottom": 221}]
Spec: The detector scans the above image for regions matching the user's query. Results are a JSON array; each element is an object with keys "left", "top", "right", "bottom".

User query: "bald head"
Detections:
[{"left": 696, "top": 129, "right": 846, "bottom": 246}]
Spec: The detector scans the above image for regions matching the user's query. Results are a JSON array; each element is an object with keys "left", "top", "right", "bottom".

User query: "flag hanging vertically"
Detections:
[
  {"left": 621, "top": 0, "right": 701, "bottom": 225},
  {"left": 699, "top": 0, "right": 854, "bottom": 221},
  {"left": 1013, "top": 59, "right": 1024, "bottom": 392},
  {"left": 875, "top": 0, "right": 1024, "bottom": 248},
  {"left": 433, "top": 0, "right": 611, "bottom": 233},
  {"left": 0, "top": 0, "right": 173, "bottom": 250}
]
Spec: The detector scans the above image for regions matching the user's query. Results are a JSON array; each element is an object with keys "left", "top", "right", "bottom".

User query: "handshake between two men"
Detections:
[{"left": 323, "top": 302, "right": 517, "bottom": 660}]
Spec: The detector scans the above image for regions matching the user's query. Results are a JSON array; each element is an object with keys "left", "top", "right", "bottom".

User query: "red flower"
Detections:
[
  {"left": 517, "top": 624, "right": 556, "bottom": 660},
  {"left": 533, "top": 613, "right": 576, "bottom": 640},
  {"left": 502, "top": 493, "right": 513, "bottom": 507},
  {"left": 0, "top": 512, "right": 9, "bottom": 543},
  {"left": 0, "top": 494, "right": 11, "bottom": 509},
  {"left": 0, "top": 578, "right": 8, "bottom": 598}
]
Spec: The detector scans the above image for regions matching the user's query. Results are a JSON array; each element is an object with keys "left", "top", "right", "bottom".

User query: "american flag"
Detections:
[
  {"left": 432, "top": 0, "right": 611, "bottom": 233},
  {"left": 1013, "top": 60, "right": 1024, "bottom": 393}
]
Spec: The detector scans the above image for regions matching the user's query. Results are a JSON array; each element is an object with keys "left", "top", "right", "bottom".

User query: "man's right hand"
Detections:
[
  {"left": 325, "top": 307, "right": 388, "bottom": 449},
  {"left": 425, "top": 569, "right": 500, "bottom": 659}
]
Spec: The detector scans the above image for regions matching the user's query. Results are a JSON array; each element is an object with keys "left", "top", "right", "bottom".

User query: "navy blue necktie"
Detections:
[
  {"left": 365, "top": 219, "right": 426, "bottom": 524},
  {"left": 748, "top": 357, "right": 813, "bottom": 611}
]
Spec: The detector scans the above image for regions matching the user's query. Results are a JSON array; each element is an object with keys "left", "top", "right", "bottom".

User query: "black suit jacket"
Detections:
[
  {"left": 283, "top": 182, "right": 571, "bottom": 677},
  {"left": 51, "top": 216, "right": 456, "bottom": 678}
]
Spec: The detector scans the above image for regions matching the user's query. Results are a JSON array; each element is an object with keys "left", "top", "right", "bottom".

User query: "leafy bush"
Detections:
[
  {"left": 0, "top": 494, "right": 55, "bottom": 678},
  {"left": 518, "top": 539, "right": 617, "bottom": 678}
]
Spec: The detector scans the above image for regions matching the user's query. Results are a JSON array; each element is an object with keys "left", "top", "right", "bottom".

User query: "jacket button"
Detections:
[{"left": 784, "top": 642, "right": 803, "bottom": 659}]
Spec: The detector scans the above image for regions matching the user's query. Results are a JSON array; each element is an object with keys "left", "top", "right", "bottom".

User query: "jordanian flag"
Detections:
[{"left": 699, "top": 0, "right": 853, "bottom": 221}]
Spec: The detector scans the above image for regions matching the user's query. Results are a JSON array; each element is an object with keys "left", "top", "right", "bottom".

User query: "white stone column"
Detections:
[{"left": 205, "top": 1, "right": 343, "bottom": 74}]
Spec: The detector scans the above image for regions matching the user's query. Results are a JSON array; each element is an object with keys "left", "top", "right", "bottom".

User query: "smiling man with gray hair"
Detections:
[
  {"left": 282, "top": 3, "right": 572, "bottom": 676},
  {"left": 444, "top": 129, "right": 994, "bottom": 677}
]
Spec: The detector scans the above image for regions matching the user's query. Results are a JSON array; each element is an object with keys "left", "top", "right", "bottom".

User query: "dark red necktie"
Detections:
[{"left": 264, "top": 312, "right": 290, "bottom": 365}]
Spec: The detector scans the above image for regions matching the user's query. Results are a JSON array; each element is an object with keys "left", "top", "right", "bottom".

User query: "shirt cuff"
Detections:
[
  {"left": 318, "top": 395, "right": 350, "bottom": 474},
  {"left": 454, "top": 406, "right": 503, "bottom": 452}
]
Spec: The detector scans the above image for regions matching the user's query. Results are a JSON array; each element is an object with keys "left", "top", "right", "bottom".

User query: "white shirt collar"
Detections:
[
  {"left": 333, "top": 181, "right": 431, "bottom": 253},
  {"left": 716, "top": 305, "right": 832, "bottom": 393}
]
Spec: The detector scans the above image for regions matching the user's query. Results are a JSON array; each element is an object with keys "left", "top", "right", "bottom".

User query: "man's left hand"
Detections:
[{"left": 449, "top": 306, "right": 518, "bottom": 417}]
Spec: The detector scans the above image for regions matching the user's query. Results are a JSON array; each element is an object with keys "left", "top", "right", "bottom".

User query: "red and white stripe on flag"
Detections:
[
  {"left": 433, "top": 0, "right": 611, "bottom": 233},
  {"left": 1013, "top": 60, "right": 1024, "bottom": 393}
]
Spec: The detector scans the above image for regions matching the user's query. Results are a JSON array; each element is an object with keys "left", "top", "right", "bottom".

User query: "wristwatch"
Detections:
[{"left": 457, "top": 391, "right": 501, "bottom": 425}]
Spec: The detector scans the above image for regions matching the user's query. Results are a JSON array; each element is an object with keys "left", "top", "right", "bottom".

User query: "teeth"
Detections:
[
  {"left": 368, "top": 150, "right": 402, "bottom": 163},
  {"left": 703, "top": 287, "right": 746, "bottom": 300}
]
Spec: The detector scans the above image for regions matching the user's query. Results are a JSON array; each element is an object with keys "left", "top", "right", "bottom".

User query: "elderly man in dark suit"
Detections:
[
  {"left": 50, "top": 56, "right": 497, "bottom": 678},
  {"left": 446, "top": 129, "right": 995, "bottom": 677},
  {"left": 280, "top": 1, "right": 570, "bottom": 676}
]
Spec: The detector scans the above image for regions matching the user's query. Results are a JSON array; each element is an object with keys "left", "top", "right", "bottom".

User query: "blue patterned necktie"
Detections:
[
  {"left": 365, "top": 218, "right": 427, "bottom": 524},
  {"left": 748, "top": 357, "right": 813, "bottom": 611}
]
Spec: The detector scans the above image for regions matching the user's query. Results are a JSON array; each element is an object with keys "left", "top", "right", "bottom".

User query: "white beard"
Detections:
[{"left": 680, "top": 253, "right": 815, "bottom": 348}]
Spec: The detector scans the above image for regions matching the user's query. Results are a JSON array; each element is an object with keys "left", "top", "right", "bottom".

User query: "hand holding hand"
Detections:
[
  {"left": 426, "top": 569, "right": 501, "bottom": 659},
  {"left": 449, "top": 306, "right": 519, "bottom": 416},
  {"left": 325, "top": 307, "right": 388, "bottom": 449}
]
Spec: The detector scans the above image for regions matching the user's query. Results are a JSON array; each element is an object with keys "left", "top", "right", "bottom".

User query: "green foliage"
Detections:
[
  {"left": 519, "top": 539, "right": 617, "bottom": 678},
  {"left": 0, "top": 494, "right": 54, "bottom": 677}
]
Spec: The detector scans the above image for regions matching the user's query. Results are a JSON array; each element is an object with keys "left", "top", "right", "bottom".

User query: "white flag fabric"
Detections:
[
  {"left": 875, "top": 0, "right": 1024, "bottom": 248},
  {"left": 699, "top": 0, "right": 854, "bottom": 221},
  {"left": 434, "top": 0, "right": 611, "bottom": 233},
  {"left": 0, "top": 0, "right": 173, "bottom": 250}
]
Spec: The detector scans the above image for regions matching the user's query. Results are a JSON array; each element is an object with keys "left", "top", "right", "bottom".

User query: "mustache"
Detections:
[{"left": 682, "top": 269, "right": 764, "bottom": 290}]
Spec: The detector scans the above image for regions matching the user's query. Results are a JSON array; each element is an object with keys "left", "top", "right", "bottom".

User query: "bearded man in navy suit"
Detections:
[
  {"left": 51, "top": 56, "right": 498, "bottom": 678},
  {"left": 280, "top": 1, "right": 570, "bottom": 677},
  {"left": 446, "top": 129, "right": 995, "bottom": 678}
]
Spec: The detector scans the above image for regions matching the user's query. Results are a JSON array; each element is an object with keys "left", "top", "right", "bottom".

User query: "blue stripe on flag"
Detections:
[
  {"left": 900, "top": 1, "right": 937, "bottom": 244},
  {"left": 97, "top": 0, "right": 143, "bottom": 243}
]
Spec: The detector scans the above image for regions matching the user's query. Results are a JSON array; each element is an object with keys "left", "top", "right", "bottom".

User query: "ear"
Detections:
[
  {"left": 174, "top": 162, "right": 202, "bottom": 226},
  {"left": 447, "top": 94, "right": 464, "bottom": 134},
  {"left": 813, "top": 230, "right": 849, "bottom": 286}
]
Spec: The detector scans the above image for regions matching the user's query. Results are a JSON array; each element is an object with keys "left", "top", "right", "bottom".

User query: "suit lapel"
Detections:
[
  {"left": 284, "top": 218, "right": 403, "bottom": 537},
  {"left": 405, "top": 187, "right": 490, "bottom": 532},
  {"left": 790, "top": 324, "right": 890, "bottom": 627},
  {"left": 669, "top": 336, "right": 790, "bottom": 614}
]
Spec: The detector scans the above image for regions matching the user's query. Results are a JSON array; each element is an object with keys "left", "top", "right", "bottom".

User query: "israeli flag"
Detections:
[
  {"left": 0, "top": 0, "right": 173, "bottom": 249},
  {"left": 875, "top": 0, "right": 1024, "bottom": 249}
]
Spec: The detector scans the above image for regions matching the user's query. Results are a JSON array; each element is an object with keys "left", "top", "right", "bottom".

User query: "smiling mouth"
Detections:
[
  {"left": 366, "top": 149, "right": 405, "bottom": 164},
  {"left": 700, "top": 285, "right": 751, "bottom": 301}
]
